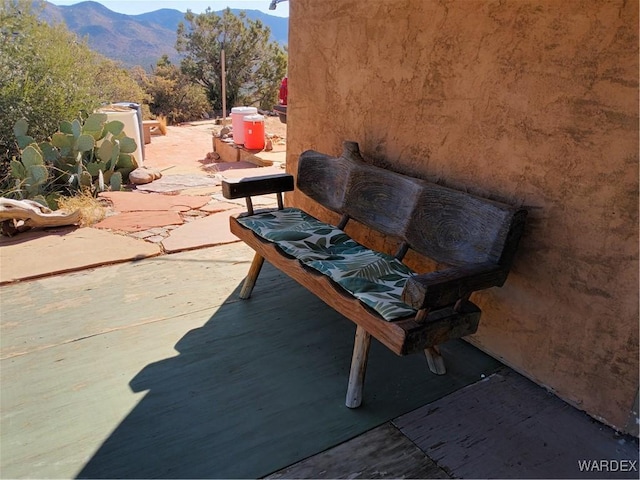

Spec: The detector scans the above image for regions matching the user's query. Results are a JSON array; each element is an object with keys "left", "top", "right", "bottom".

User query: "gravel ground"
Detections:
[{"left": 263, "top": 114, "right": 288, "bottom": 139}]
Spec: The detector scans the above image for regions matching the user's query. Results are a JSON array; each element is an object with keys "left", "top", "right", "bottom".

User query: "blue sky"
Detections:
[{"left": 49, "top": 1, "right": 289, "bottom": 17}]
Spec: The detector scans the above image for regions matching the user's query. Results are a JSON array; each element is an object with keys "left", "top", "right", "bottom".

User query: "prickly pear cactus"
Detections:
[
  {"left": 9, "top": 143, "right": 49, "bottom": 206},
  {"left": 12, "top": 115, "right": 139, "bottom": 197}
]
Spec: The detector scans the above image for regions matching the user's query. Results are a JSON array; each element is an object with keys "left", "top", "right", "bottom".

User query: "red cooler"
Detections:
[
  {"left": 243, "top": 114, "right": 265, "bottom": 150},
  {"left": 231, "top": 106, "right": 257, "bottom": 145}
]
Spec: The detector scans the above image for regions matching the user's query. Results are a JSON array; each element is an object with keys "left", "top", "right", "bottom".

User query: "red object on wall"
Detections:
[{"left": 279, "top": 77, "right": 288, "bottom": 106}]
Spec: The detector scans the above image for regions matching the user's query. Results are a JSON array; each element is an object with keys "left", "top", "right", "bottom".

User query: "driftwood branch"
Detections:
[{"left": 0, "top": 198, "right": 81, "bottom": 230}]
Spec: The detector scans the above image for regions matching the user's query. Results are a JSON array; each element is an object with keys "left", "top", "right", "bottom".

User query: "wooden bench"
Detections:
[
  {"left": 142, "top": 120, "right": 161, "bottom": 144},
  {"left": 222, "top": 141, "right": 527, "bottom": 408}
]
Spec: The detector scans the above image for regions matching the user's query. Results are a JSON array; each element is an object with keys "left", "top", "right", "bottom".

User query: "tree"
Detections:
[
  {"left": 92, "top": 57, "right": 150, "bottom": 112},
  {"left": 137, "top": 55, "right": 210, "bottom": 124},
  {"left": 176, "top": 8, "right": 287, "bottom": 111}
]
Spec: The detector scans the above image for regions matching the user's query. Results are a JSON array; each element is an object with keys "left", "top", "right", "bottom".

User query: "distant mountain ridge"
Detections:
[{"left": 39, "top": 1, "right": 288, "bottom": 69}]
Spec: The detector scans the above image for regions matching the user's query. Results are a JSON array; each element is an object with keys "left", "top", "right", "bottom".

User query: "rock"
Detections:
[
  {"left": 205, "top": 152, "right": 221, "bottom": 162},
  {"left": 264, "top": 138, "right": 273, "bottom": 151},
  {"left": 129, "top": 167, "right": 163, "bottom": 185},
  {"left": 220, "top": 126, "right": 231, "bottom": 136}
]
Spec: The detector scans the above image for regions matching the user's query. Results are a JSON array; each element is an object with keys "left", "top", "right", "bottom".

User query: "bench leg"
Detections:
[
  {"left": 345, "top": 325, "right": 371, "bottom": 408},
  {"left": 425, "top": 345, "right": 446, "bottom": 375},
  {"left": 239, "top": 253, "right": 265, "bottom": 299}
]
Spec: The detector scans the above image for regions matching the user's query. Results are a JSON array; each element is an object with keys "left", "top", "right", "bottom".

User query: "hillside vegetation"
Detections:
[
  {"left": 1, "top": 0, "right": 287, "bottom": 207},
  {"left": 0, "top": 0, "right": 147, "bottom": 163},
  {"left": 40, "top": 0, "right": 288, "bottom": 69}
]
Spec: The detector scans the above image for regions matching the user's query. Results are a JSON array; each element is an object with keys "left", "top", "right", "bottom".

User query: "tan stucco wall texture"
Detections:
[{"left": 286, "top": 0, "right": 639, "bottom": 433}]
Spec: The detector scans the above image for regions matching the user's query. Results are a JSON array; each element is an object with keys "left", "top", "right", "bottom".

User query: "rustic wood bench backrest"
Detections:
[{"left": 297, "top": 142, "right": 523, "bottom": 268}]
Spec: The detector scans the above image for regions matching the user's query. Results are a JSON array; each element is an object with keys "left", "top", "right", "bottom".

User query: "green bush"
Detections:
[{"left": 137, "top": 55, "right": 211, "bottom": 124}]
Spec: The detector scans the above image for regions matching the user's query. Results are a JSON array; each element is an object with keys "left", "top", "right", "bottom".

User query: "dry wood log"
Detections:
[{"left": 0, "top": 198, "right": 81, "bottom": 230}]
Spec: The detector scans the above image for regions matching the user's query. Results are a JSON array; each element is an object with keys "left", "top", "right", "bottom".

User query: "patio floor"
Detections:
[
  {"left": 1, "top": 121, "right": 638, "bottom": 479},
  {"left": 1, "top": 242, "right": 637, "bottom": 479}
]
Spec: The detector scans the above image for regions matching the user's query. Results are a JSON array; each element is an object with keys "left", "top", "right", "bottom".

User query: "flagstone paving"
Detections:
[
  {"left": 0, "top": 119, "right": 287, "bottom": 283},
  {"left": 133, "top": 173, "right": 220, "bottom": 194},
  {"left": 161, "top": 208, "right": 245, "bottom": 253},
  {"left": 98, "top": 191, "right": 212, "bottom": 212},
  {"left": 94, "top": 210, "right": 185, "bottom": 232},
  {"left": 0, "top": 227, "right": 161, "bottom": 284}
]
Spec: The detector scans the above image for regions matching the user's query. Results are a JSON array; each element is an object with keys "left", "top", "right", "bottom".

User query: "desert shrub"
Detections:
[
  {"left": 93, "top": 57, "right": 150, "bottom": 113},
  {"left": 56, "top": 189, "right": 106, "bottom": 226},
  {"left": 138, "top": 55, "right": 211, "bottom": 124}
]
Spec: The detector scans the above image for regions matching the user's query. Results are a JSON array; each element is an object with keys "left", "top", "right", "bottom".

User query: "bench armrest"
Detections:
[
  {"left": 222, "top": 173, "right": 294, "bottom": 199},
  {"left": 401, "top": 263, "right": 507, "bottom": 310}
]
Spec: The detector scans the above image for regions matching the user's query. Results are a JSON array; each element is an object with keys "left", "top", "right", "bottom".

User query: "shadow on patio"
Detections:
[
  {"left": 74, "top": 260, "right": 499, "bottom": 478},
  {"left": 1, "top": 243, "right": 637, "bottom": 479}
]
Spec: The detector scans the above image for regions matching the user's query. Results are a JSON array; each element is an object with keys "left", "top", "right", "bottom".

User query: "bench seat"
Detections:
[
  {"left": 229, "top": 214, "right": 482, "bottom": 358},
  {"left": 237, "top": 207, "right": 417, "bottom": 320}
]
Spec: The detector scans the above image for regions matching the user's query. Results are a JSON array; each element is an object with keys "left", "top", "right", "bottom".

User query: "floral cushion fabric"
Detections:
[{"left": 237, "top": 208, "right": 417, "bottom": 321}]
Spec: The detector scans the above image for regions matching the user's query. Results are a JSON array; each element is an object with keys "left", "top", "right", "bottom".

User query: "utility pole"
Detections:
[{"left": 221, "top": 49, "right": 227, "bottom": 121}]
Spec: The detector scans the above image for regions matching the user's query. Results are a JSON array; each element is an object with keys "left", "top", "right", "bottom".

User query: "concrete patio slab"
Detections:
[
  {"left": 0, "top": 247, "right": 501, "bottom": 479},
  {"left": 0, "top": 227, "right": 161, "bottom": 284},
  {"left": 94, "top": 211, "right": 184, "bottom": 232},
  {"left": 161, "top": 208, "right": 244, "bottom": 253},
  {"left": 212, "top": 193, "right": 279, "bottom": 208},
  {"left": 143, "top": 122, "right": 216, "bottom": 175},
  {"left": 255, "top": 150, "right": 287, "bottom": 166}
]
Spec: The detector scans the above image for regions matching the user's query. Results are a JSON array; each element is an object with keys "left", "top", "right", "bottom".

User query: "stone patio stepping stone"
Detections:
[
  {"left": 94, "top": 211, "right": 183, "bottom": 232},
  {"left": 99, "top": 191, "right": 211, "bottom": 212},
  {"left": 200, "top": 201, "right": 240, "bottom": 213},
  {"left": 133, "top": 174, "right": 220, "bottom": 193},
  {"left": 162, "top": 208, "right": 244, "bottom": 253},
  {"left": 0, "top": 227, "right": 161, "bottom": 284}
]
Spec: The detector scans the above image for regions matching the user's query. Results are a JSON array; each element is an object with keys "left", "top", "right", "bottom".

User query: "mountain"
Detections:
[{"left": 38, "top": 1, "right": 288, "bottom": 69}]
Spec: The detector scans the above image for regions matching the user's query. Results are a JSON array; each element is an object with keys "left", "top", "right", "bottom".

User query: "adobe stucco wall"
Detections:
[{"left": 286, "top": 0, "right": 639, "bottom": 433}]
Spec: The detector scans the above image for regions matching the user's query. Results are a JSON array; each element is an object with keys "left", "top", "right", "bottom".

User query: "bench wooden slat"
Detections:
[
  {"left": 406, "top": 185, "right": 522, "bottom": 266},
  {"left": 297, "top": 143, "right": 526, "bottom": 268},
  {"left": 344, "top": 163, "right": 423, "bottom": 239},
  {"left": 297, "top": 151, "right": 352, "bottom": 213},
  {"left": 222, "top": 173, "right": 294, "bottom": 199}
]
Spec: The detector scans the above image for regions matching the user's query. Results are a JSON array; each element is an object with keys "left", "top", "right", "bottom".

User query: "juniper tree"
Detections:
[{"left": 176, "top": 8, "right": 287, "bottom": 111}]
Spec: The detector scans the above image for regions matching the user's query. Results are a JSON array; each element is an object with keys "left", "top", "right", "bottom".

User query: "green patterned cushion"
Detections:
[
  {"left": 237, "top": 208, "right": 417, "bottom": 320},
  {"left": 238, "top": 208, "right": 358, "bottom": 262}
]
